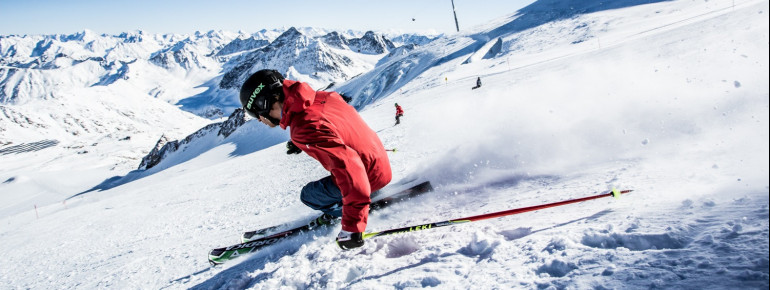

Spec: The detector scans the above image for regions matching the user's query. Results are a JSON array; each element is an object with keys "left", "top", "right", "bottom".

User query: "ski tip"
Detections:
[
  {"left": 208, "top": 255, "right": 224, "bottom": 267},
  {"left": 208, "top": 247, "right": 231, "bottom": 266},
  {"left": 208, "top": 258, "right": 221, "bottom": 267}
]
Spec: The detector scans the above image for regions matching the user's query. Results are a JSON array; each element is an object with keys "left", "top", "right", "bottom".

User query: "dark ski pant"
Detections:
[{"left": 300, "top": 176, "right": 343, "bottom": 217}]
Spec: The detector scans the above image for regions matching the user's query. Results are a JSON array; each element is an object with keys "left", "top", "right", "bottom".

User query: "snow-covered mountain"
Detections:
[
  {"left": 148, "top": 31, "right": 229, "bottom": 72},
  {"left": 137, "top": 28, "right": 425, "bottom": 170},
  {"left": 0, "top": 0, "right": 768, "bottom": 289},
  {"left": 0, "top": 26, "right": 430, "bottom": 172},
  {"left": 388, "top": 33, "right": 439, "bottom": 47},
  {"left": 216, "top": 27, "right": 399, "bottom": 93},
  {"left": 214, "top": 36, "right": 270, "bottom": 57},
  {"left": 140, "top": 27, "right": 422, "bottom": 171},
  {"left": 0, "top": 25, "right": 434, "bottom": 231},
  {"left": 1, "top": 26, "right": 424, "bottom": 130},
  {"left": 0, "top": 29, "right": 227, "bottom": 142}
]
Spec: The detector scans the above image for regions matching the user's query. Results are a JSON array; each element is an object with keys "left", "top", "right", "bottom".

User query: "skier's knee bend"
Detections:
[
  {"left": 300, "top": 178, "right": 343, "bottom": 217},
  {"left": 300, "top": 184, "right": 319, "bottom": 210}
]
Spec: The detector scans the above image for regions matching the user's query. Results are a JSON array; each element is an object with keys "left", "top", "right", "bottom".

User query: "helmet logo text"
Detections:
[{"left": 246, "top": 83, "right": 265, "bottom": 109}]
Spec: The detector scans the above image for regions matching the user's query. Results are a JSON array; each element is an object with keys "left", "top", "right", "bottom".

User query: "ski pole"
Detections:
[{"left": 362, "top": 189, "right": 632, "bottom": 240}]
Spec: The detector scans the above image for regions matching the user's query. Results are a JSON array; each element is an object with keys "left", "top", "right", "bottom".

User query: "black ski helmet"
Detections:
[{"left": 239, "top": 69, "right": 285, "bottom": 119}]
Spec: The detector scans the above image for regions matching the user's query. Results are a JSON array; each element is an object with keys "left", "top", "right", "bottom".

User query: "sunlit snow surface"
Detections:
[{"left": 0, "top": 0, "right": 768, "bottom": 289}]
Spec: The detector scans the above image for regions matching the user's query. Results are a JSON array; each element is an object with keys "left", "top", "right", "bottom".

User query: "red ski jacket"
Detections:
[
  {"left": 395, "top": 106, "right": 404, "bottom": 116},
  {"left": 279, "top": 80, "right": 392, "bottom": 232}
]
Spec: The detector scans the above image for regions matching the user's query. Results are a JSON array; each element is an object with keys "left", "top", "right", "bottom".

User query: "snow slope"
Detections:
[
  {"left": 1, "top": 0, "right": 768, "bottom": 289},
  {"left": 0, "top": 27, "right": 424, "bottom": 219}
]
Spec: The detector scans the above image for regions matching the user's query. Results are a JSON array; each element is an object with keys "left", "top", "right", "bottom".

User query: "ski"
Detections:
[
  {"left": 208, "top": 181, "right": 433, "bottom": 265},
  {"left": 240, "top": 180, "right": 431, "bottom": 243}
]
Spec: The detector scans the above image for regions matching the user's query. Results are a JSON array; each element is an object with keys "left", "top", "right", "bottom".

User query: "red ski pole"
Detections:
[{"left": 363, "top": 189, "right": 632, "bottom": 240}]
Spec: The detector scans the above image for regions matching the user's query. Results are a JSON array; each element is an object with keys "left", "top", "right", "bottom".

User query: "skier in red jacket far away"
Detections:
[
  {"left": 239, "top": 69, "right": 392, "bottom": 250},
  {"left": 394, "top": 103, "right": 404, "bottom": 125}
]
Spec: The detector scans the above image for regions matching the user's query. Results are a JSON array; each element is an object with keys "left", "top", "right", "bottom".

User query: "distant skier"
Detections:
[
  {"left": 239, "top": 69, "right": 392, "bottom": 250},
  {"left": 394, "top": 103, "right": 404, "bottom": 125},
  {"left": 472, "top": 77, "right": 482, "bottom": 90}
]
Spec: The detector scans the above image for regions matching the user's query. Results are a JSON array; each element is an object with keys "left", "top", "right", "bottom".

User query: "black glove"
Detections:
[
  {"left": 336, "top": 230, "right": 364, "bottom": 250},
  {"left": 286, "top": 141, "right": 302, "bottom": 155}
]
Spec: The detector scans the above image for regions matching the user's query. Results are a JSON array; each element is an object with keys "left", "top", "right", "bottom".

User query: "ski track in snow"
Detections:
[{"left": 1, "top": 0, "right": 768, "bottom": 289}]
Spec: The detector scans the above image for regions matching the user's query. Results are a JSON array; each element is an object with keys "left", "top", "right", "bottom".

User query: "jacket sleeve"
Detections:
[{"left": 294, "top": 127, "right": 372, "bottom": 233}]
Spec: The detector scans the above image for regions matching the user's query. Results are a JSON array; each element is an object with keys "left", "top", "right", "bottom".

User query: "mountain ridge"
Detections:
[{"left": 0, "top": 27, "right": 434, "bottom": 148}]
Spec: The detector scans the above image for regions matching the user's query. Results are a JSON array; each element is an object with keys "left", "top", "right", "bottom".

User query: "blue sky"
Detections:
[{"left": 0, "top": 0, "right": 534, "bottom": 36}]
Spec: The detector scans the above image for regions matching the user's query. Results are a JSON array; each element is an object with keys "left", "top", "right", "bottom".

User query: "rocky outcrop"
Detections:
[{"left": 137, "top": 108, "right": 247, "bottom": 170}]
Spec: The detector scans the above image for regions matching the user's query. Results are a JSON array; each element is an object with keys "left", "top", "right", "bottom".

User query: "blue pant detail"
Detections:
[{"left": 300, "top": 176, "right": 343, "bottom": 217}]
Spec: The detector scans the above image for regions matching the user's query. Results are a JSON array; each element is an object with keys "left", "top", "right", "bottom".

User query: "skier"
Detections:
[
  {"left": 239, "top": 69, "right": 392, "bottom": 250},
  {"left": 394, "top": 103, "right": 404, "bottom": 125},
  {"left": 472, "top": 76, "right": 482, "bottom": 90}
]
